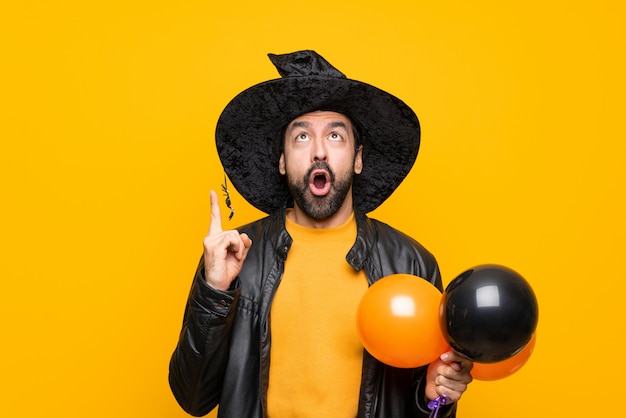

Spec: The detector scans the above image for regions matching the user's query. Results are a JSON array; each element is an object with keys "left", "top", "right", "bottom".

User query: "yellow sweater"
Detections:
[{"left": 266, "top": 213, "right": 368, "bottom": 417}]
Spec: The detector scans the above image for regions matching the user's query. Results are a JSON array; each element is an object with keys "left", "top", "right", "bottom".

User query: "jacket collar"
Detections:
[{"left": 347, "top": 210, "right": 373, "bottom": 271}]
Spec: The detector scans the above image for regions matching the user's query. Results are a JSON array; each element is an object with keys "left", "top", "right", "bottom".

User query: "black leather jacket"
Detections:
[{"left": 169, "top": 209, "right": 457, "bottom": 418}]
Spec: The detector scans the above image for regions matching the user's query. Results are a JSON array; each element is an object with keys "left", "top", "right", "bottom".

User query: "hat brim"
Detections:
[{"left": 216, "top": 76, "right": 420, "bottom": 214}]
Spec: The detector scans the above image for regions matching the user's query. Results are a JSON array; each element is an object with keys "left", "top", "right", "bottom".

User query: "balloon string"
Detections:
[{"left": 428, "top": 394, "right": 451, "bottom": 418}]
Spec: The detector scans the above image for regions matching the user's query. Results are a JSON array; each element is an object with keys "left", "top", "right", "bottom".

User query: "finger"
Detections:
[
  {"left": 208, "top": 190, "right": 223, "bottom": 236},
  {"left": 435, "top": 385, "right": 463, "bottom": 404},
  {"left": 450, "top": 355, "right": 473, "bottom": 373},
  {"left": 436, "top": 373, "right": 472, "bottom": 395},
  {"left": 442, "top": 351, "right": 472, "bottom": 366},
  {"left": 436, "top": 369, "right": 471, "bottom": 389},
  {"left": 235, "top": 233, "right": 252, "bottom": 260},
  {"left": 226, "top": 233, "right": 252, "bottom": 260},
  {"left": 437, "top": 363, "right": 474, "bottom": 386}
]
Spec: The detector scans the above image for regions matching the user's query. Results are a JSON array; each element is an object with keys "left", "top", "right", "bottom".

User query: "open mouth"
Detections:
[{"left": 309, "top": 169, "right": 331, "bottom": 196}]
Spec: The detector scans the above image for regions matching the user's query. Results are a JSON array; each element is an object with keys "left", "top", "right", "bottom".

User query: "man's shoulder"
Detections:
[
  {"left": 366, "top": 216, "right": 416, "bottom": 240},
  {"left": 236, "top": 215, "right": 270, "bottom": 229},
  {"left": 236, "top": 215, "right": 271, "bottom": 235},
  {"left": 364, "top": 216, "right": 441, "bottom": 283},
  {"left": 365, "top": 216, "right": 434, "bottom": 256}
]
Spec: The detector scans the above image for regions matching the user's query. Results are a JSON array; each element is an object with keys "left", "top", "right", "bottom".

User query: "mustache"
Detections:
[{"left": 305, "top": 161, "right": 335, "bottom": 182}]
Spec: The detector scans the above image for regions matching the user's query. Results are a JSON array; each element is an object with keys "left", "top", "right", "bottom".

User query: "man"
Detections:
[{"left": 169, "top": 50, "right": 473, "bottom": 418}]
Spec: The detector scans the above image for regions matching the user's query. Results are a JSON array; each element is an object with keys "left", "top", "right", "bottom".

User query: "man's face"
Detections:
[{"left": 279, "top": 111, "right": 363, "bottom": 221}]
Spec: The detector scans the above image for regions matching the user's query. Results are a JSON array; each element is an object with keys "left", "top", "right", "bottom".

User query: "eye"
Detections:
[
  {"left": 328, "top": 132, "right": 343, "bottom": 141},
  {"left": 295, "top": 132, "right": 310, "bottom": 142}
]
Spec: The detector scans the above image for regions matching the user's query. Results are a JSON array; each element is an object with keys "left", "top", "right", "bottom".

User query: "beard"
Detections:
[{"left": 286, "top": 161, "right": 355, "bottom": 221}]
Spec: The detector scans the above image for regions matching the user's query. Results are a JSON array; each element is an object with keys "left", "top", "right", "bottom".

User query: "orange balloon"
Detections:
[
  {"left": 356, "top": 274, "right": 448, "bottom": 368},
  {"left": 471, "top": 333, "right": 537, "bottom": 381}
]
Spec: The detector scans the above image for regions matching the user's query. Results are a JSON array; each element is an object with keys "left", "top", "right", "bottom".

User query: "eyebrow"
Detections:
[{"left": 287, "top": 120, "right": 349, "bottom": 133}]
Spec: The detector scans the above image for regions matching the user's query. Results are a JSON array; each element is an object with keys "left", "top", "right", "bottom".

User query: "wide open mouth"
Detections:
[{"left": 309, "top": 169, "right": 331, "bottom": 196}]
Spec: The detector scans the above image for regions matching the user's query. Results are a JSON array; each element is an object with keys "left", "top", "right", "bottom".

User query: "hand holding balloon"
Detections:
[
  {"left": 356, "top": 264, "right": 538, "bottom": 383},
  {"left": 425, "top": 350, "right": 474, "bottom": 403},
  {"left": 355, "top": 274, "right": 474, "bottom": 418}
]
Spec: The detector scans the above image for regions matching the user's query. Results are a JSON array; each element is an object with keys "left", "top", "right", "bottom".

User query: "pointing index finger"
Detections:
[{"left": 208, "top": 190, "right": 223, "bottom": 236}]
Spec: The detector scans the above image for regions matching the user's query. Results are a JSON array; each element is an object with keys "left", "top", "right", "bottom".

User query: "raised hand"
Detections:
[{"left": 202, "top": 190, "right": 252, "bottom": 290}]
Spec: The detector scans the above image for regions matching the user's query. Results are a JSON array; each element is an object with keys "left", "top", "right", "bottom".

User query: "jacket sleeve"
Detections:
[{"left": 168, "top": 257, "right": 240, "bottom": 417}]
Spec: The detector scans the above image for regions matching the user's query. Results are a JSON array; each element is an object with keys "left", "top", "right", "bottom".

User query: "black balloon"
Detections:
[{"left": 440, "top": 265, "right": 538, "bottom": 363}]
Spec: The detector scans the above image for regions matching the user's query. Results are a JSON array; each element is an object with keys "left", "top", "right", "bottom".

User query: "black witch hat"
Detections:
[{"left": 216, "top": 50, "right": 421, "bottom": 214}]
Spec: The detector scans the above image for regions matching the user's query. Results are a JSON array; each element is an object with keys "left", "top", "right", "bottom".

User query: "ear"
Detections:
[
  {"left": 354, "top": 145, "right": 363, "bottom": 174},
  {"left": 279, "top": 153, "right": 286, "bottom": 175}
]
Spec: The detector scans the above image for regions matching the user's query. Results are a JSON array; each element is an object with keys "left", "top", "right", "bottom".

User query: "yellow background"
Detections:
[{"left": 1, "top": 1, "right": 624, "bottom": 417}]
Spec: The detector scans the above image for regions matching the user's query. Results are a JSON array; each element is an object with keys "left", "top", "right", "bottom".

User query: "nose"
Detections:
[{"left": 312, "top": 138, "right": 327, "bottom": 162}]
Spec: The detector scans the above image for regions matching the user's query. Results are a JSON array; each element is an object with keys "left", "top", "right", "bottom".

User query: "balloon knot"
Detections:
[{"left": 428, "top": 394, "right": 451, "bottom": 418}]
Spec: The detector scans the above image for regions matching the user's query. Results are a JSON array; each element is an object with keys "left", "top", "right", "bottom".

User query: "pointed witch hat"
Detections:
[{"left": 216, "top": 50, "right": 420, "bottom": 214}]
